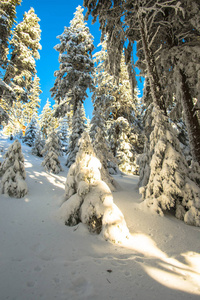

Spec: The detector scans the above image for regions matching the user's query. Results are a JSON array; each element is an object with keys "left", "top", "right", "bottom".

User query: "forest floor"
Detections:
[{"left": 0, "top": 135, "right": 200, "bottom": 300}]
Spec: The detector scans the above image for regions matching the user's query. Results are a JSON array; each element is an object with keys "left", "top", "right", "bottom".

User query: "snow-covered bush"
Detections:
[
  {"left": 58, "top": 132, "right": 130, "bottom": 243},
  {"left": 140, "top": 106, "right": 200, "bottom": 226},
  {"left": 0, "top": 140, "right": 28, "bottom": 198},
  {"left": 42, "top": 131, "right": 63, "bottom": 174}
]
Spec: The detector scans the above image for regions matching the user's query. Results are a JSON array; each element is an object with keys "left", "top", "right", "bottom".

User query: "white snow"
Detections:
[{"left": 0, "top": 136, "right": 200, "bottom": 300}]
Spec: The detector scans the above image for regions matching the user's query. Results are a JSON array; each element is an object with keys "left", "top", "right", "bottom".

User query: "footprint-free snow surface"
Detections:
[{"left": 0, "top": 136, "right": 200, "bottom": 300}]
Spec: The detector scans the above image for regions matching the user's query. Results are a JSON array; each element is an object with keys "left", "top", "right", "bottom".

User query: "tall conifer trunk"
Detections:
[
  {"left": 178, "top": 68, "right": 200, "bottom": 165},
  {"left": 139, "top": 16, "right": 166, "bottom": 115}
]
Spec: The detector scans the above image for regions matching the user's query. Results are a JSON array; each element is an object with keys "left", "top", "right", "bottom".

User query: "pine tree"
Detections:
[
  {"left": 4, "top": 7, "right": 41, "bottom": 101},
  {"left": 140, "top": 106, "right": 200, "bottom": 226},
  {"left": 23, "top": 116, "right": 38, "bottom": 147},
  {"left": 66, "top": 102, "right": 87, "bottom": 167},
  {"left": 39, "top": 99, "right": 56, "bottom": 139},
  {"left": 1, "top": 139, "right": 28, "bottom": 198},
  {"left": 93, "top": 41, "right": 139, "bottom": 174},
  {"left": 42, "top": 130, "right": 63, "bottom": 174},
  {"left": 0, "top": 1, "right": 21, "bottom": 123},
  {"left": 0, "top": 0, "right": 21, "bottom": 70},
  {"left": 90, "top": 106, "right": 105, "bottom": 142},
  {"left": 32, "top": 131, "right": 45, "bottom": 157},
  {"left": 58, "top": 132, "right": 130, "bottom": 243},
  {"left": 57, "top": 116, "right": 68, "bottom": 154},
  {"left": 50, "top": 5, "right": 94, "bottom": 118},
  {"left": 112, "top": 117, "right": 135, "bottom": 175},
  {"left": 22, "top": 75, "right": 41, "bottom": 125},
  {"left": 93, "top": 127, "right": 117, "bottom": 191}
]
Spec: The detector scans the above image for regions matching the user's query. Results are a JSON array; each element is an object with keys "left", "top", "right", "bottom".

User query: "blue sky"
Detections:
[{"left": 16, "top": 0, "right": 144, "bottom": 119}]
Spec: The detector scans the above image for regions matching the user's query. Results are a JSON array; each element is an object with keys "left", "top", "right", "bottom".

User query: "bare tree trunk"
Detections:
[{"left": 179, "top": 68, "right": 200, "bottom": 165}]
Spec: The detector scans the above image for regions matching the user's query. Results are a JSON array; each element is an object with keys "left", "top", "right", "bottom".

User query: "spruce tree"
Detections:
[
  {"left": 112, "top": 117, "right": 135, "bottom": 175},
  {"left": 4, "top": 7, "right": 41, "bottom": 101},
  {"left": 42, "top": 130, "right": 63, "bottom": 174},
  {"left": 0, "top": 0, "right": 21, "bottom": 70},
  {"left": 39, "top": 99, "right": 56, "bottom": 139},
  {"left": 57, "top": 116, "right": 69, "bottom": 154},
  {"left": 0, "top": 0, "right": 21, "bottom": 123},
  {"left": 22, "top": 75, "right": 41, "bottom": 125},
  {"left": 66, "top": 102, "right": 87, "bottom": 167},
  {"left": 1, "top": 139, "right": 28, "bottom": 198},
  {"left": 140, "top": 106, "right": 200, "bottom": 226},
  {"left": 93, "top": 40, "right": 139, "bottom": 174},
  {"left": 23, "top": 116, "right": 38, "bottom": 147},
  {"left": 50, "top": 5, "right": 94, "bottom": 117},
  {"left": 93, "top": 127, "right": 117, "bottom": 191},
  {"left": 58, "top": 132, "right": 130, "bottom": 243},
  {"left": 32, "top": 131, "right": 44, "bottom": 157}
]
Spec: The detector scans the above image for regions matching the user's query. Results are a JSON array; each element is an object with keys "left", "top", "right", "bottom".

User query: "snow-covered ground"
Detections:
[{"left": 0, "top": 136, "right": 200, "bottom": 300}]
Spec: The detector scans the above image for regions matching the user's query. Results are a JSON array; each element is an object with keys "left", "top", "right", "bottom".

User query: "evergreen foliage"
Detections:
[
  {"left": 22, "top": 75, "right": 41, "bottom": 125},
  {"left": 4, "top": 7, "right": 41, "bottom": 101},
  {"left": 93, "top": 40, "right": 140, "bottom": 174},
  {"left": 32, "top": 132, "right": 45, "bottom": 157},
  {"left": 66, "top": 102, "right": 87, "bottom": 168},
  {"left": 93, "top": 127, "right": 117, "bottom": 191},
  {"left": 23, "top": 116, "right": 38, "bottom": 147},
  {"left": 42, "top": 130, "right": 63, "bottom": 174},
  {"left": 0, "top": 139, "right": 28, "bottom": 198},
  {"left": 57, "top": 116, "right": 68, "bottom": 154},
  {"left": 140, "top": 106, "right": 200, "bottom": 226},
  {"left": 50, "top": 5, "right": 94, "bottom": 117},
  {"left": 59, "top": 132, "right": 130, "bottom": 243},
  {"left": 39, "top": 99, "right": 57, "bottom": 139},
  {"left": 0, "top": 0, "right": 21, "bottom": 69}
]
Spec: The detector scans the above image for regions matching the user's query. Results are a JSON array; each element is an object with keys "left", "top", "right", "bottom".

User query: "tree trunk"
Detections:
[
  {"left": 179, "top": 68, "right": 200, "bottom": 165},
  {"left": 139, "top": 16, "right": 167, "bottom": 115}
]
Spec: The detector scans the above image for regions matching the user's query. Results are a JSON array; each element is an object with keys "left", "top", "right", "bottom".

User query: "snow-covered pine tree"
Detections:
[
  {"left": 85, "top": 116, "right": 91, "bottom": 133},
  {"left": 57, "top": 116, "right": 69, "bottom": 154},
  {"left": 4, "top": 7, "right": 41, "bottom": 102},
  {"left": 23, "top": 116, "right": 38, "bottom": 147},
  {"left": 93, "top": 127, "right": 117, "bottom": 191},
  {"left": 21, "top": 75, "right": 41, "bottom": 125},
  {"left": 113, "top": 117, "right": 135, "bottom": 175},
  {"left": 66, "top": 102, "right": 87, "bottom": 167},
  {"left": 50, "top": 5, "right": 94, "bottom": 118},
  {"left": 92, "top": 39, "right": 140, "bottom": 174},
  {"left": 90, "top": 105, "right": 119, "bottom": 176},
  {"left": 140, "top": 106, "right": 200, "bottom": 226},
  {"left": 89, "top": 105, "right": 105, "bottom": 142},
  {"left": 0, "top": 0, "right": 21, "bottom": 70},
  {"left": 39, "top": 99, "right": 56, "bottom": 139},
  {"left": 1, "top": 139, "right": 28, "bottom": 198},
  {"left": 58, "top": 132, "right": 130, "bottom": 243},
  {"left": 0, "top": 0, "right": 21, "bottom": 124},
  {"left": 32, "top": 131, "right": 45, "bottom": 157},
  {"left": 42, "top": 130, "right": 63, "bottom": 174}
]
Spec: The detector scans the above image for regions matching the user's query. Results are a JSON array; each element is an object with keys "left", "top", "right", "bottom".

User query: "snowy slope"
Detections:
[{"left": 0, "top": 136, "right": 200, "bottom": 300}]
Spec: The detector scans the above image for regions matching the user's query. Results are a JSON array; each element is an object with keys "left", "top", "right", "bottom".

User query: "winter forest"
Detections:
[{"left": 0, "top": 1, "right": 200, "bottom": 299}]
